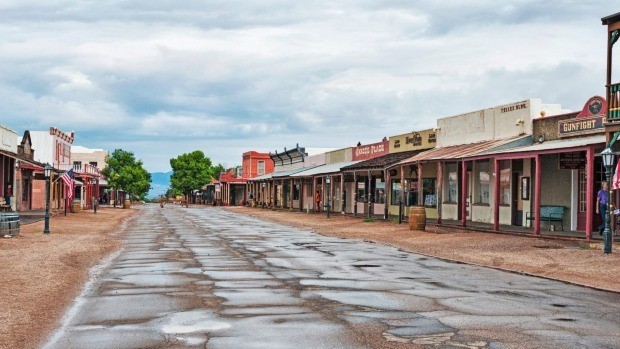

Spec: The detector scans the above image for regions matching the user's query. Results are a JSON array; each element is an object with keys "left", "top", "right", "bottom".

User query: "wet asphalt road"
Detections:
[{"left": 44, "top": 205, "right": 620, "bottom": 349}]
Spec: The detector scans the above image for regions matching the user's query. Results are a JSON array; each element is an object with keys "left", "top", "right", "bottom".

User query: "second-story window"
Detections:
[
  {"left": 89, "top": 162, "right": 98, "bottom": 168},
  {"left": 258, "top": 161, "right": 265, "bottom": 175},
  {"left": 73, "top": 161, "right": 82, "bottom": 171}
]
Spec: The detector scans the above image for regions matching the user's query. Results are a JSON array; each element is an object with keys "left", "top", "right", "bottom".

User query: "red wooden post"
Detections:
[
  {"left": 384, "top": 169, "right": 389, "bottom": 220},
  {"left": 437, "top": 161, "right": 442, "bottom": 225},
  {"left": 585, "top": 147, "right": 594, "bottom": 239},
  {"left": 353, "top": 171, "right": 358, "bottom": 217},
  {"left": 493, "top": 158, "right": 500, "bottom": 231},
  {"left": 313, "top": 176, "right": 317, "bottom": 212},
  {"left": 461, "top": 160, "right": 467, "bottom": 227},
  {"left": 534, "top": 155, "right": 542, "bottom": 235},
  {"left": 340, "top": 174, "right": 344, "bottom": 213},
  {"left": 290, "top": 178, "right": 294, "bottom": 210},
  {"left": 417, "top": 163, "right": 423, "bottom": 206},
  {"left": 400, "top": 165, "right": 405, "bottom": 215}
]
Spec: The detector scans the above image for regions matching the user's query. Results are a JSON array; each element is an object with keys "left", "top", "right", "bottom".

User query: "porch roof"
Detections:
[
  {"left": 290, "top": 160, "right": 361, "bottom": 177},
  {"left": 395, "top": 135, "right": 531, "bottom": 165},
  {"left": 250, "top": 173, "right": 273, "bottom": 181},
  {"left": 341, "top": 150, "right": 423, "bottom": 171},
  {"left": 272, "top": 165, "right": 320, "bottom": 179},
  {"left": 0, "top": 148, "right": 47, "bottom": 170},
  {"left": 489, "top": 134, "right": 605, "bottom": 156}
]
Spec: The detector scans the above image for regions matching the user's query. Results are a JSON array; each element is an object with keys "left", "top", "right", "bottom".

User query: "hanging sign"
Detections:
[{"left": 559, "top": 152, "right": 586, "bottom": 169}]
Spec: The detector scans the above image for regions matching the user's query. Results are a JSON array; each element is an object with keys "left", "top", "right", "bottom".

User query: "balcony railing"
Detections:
[
  {"left": 609, "top": 83, "right": 620, "bottom": 120},
  {"left": 56, "top": 163, "right": 101, "bottom": 176}
]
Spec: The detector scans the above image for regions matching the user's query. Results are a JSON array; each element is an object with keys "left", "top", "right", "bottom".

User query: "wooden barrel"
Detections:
[
  {"left": 123, "top": 199, "right": 131, "bottom": 209},
  {"left": 409, "top": 206, "right": 426, "bottom": 231}
]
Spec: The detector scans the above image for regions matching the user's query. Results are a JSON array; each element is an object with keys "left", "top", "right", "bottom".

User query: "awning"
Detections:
[
  {"left": 490, "top": 134, "right": 605, "bottom": 156},
  {"left": 395, "top": 135, "right": 532, "bottom": 165},
  {"left": 342, "top": 149, "right": 426, "bottom": 171},
  {"left": 290, "top": 161, "right": 361, "bottom": 177},
  {"left": 250, "top": 173, "right": 273, "bottom": 181},
  {"left": 271, "top": 165, "right": 321, "bottom": 179},
  {"left": 0, "top": 149, "right": 47, "bottom": 170}
]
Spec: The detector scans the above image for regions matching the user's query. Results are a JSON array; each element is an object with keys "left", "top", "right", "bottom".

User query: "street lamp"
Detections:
[
  {"left": 262, "top": 182, "right": 266, "bottom": 208},
  {"left": 601, "top": 146, "right": 615, "bottom": 254},
  {"left": 325, "top": 175, "right": 331, "bottom": 219},
  {"left": 44, "top": 163, "right": 51, "bottom": 234}
]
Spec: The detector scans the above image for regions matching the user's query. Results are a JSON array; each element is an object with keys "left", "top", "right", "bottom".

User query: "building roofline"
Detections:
[{"left": 602, "top": 12, "right": 620, "bottom": 25}]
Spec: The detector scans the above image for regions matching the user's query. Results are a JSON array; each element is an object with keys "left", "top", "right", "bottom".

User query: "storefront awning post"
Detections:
[
  {"left": 353, "top": 172, "right": 358, "bottom": 217},
  {"left": 384, "top": 169, "right": 389, "bottom": 220},
  {"left": 493, "top": 158, "right": 500, "bottom": 231},
  {"left": 534, "top": 155, "right": 542, "bottom": 235},
  {"left": 461, "top": 160, "right": 467, "bottom": 227},
  {"left": 437, "top": 162, "right": 443, "bottom": 225},
  {"left": 418, "top": 163, "right": 423, "bottom": 207},
  {"left": 367, "top": 170, "right": 372, "bottom": 218},
  {"left": 585, "top": 147, "right": 595, "bottom": 239}
]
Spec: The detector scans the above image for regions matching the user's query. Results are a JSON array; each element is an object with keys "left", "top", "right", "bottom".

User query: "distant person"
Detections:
[
  {"left": 4, "top": 184, "right": 12, "bottom": 206},
  {"left": 315, "top": 190, "right": 321, "bottom": 212},
  {"left": 597, "top": 181, "right": 609, "bottom": 236}
]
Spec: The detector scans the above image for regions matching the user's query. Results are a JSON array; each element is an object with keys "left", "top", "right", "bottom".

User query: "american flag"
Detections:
[{"left": 60, "top": 169, "right": 75, "bottom": 199}]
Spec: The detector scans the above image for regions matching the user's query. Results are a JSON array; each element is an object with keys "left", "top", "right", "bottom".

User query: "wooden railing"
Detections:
[
  {"left": 56, "top": 163, "right": 101, "bottom": 176},
  {"left": 609, "top": 83, "right": 620, "bottom": 120}
]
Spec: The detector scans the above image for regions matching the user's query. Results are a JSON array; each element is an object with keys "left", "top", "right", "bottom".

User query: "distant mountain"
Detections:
[{"left": 148, "top": 171, "right": 172, "bottom": 199}]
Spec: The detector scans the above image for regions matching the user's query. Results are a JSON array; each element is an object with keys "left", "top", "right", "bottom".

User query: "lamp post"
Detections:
[
  {"left": 262, "top": 182, "right": 266, "bottom": 208},
  {"left": 44, "top": 163, "right": 51, "bottom": 234},
  {"left": 326, "top": 175, "right": 331, "bottom": 219},
  {"left": 601, "top": 147, "right": 615, "bottom": 254}
]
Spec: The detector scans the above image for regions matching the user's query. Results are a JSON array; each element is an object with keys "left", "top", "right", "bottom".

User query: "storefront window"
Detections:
[
  {"left": 447, "top": 163, "right": 457, "bottom": 203},
  {"left": 477, "top": 161, "right": 490, "bottom": 204},
  {"left": 499, "top": 160, "right": 510, "bottom": 205},
  {"left": 374, "top": 178, "right": 385, "bottom": 204},
  {"left": 422, "top": 179, "right": 437, "bottom": 208},
  {"left": 391, "top": 180, "right": 402, "bottom": 205},
  {"left": 357, "top": 182, "right": 366, "bottom": 202},
  {"left": 293, "top": 183, "right": 300, "bottom": 200}
]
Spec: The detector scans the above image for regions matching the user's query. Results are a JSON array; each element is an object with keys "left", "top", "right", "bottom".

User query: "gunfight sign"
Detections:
[{"left": 558, "top": 116, "right": 604, "bottom": 138}]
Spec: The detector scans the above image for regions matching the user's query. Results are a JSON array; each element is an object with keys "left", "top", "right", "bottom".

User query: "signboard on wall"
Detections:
[
  {"left": 389, "top": 129, "right": 436, "bottom": 153},
  {"left": 352, "top": 139, "right": 389, "bottom": 161},
  {"left": 559, "top": 152, "right": 586, "bottom": 169},
  {"left": 558, "top": 116, "right": 604, "bottom": 138}
]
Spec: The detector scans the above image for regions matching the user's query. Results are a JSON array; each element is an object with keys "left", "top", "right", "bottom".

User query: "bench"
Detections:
[{"left": 526, "top": 205, "right": 566, "bottom": 231}]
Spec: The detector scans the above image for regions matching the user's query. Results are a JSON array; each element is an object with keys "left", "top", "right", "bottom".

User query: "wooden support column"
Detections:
[
  {"left": 493, "top": 158, "right": 500, "bottom": 231},
  {"left": 384, "top": 169, "right": 389, "bottom": 220},
  {"left": 417, "top": 163, "right": 423, "bottom": 206},
  {"left": 400, "top": 165, "right": 405, "bottom": 219},
  {"left": 323, "top": 176, "right": 327, "bottom": 212},
  {"left": 437, "top": 161, "right": 443, "bottom": 225},
  {"left": 340, "top": 174, "right": 345, "bottom": 213},
  {"left": 585, "top": 148, "right": 594, "bottom": 239},
  {"left": 461, "top": 160, "right": 467, "bottom": 227},
  {"left": 534, "top": 155, "right": 542, "bottom": 236},
  {"left": 290, "top": 178, "right": 294, "bottom": 210},
  {"left": 353, "top": 172, "right": 358, "bottom": 217},
  {"left": 313, "top": 176, "right": 318, "bottom": 212},
  {"left": 367, "top": 170, "right": 372, "bottom": 218}
]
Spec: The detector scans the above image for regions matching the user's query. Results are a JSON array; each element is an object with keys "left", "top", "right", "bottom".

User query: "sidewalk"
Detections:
[{"left": 229, "top": 206, "right": 620, "bottom": 293}]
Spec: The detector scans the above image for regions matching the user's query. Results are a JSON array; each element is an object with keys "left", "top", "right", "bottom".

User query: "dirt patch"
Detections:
[
  {"left": 0, "top": 207, "right": 136, "bottom": 349},
  {"left": 228, "top": 207, "right": 620, "bottom": 293}
]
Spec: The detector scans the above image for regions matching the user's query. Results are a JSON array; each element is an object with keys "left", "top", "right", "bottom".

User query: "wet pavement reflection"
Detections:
[{"left": 44, "top": 205, "right": 620, "bottom": 349}]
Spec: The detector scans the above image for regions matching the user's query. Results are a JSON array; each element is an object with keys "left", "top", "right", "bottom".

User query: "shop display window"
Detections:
[
  {"left": 422, "top": 178, "right": 437, "bottom": 208},
  {"left": 293, "top": 183, "right": 300, "bottom": 200},
  {"left": 390, "top": 180, "right": 402, "bottom": 205},
  {"left": 499, "top": 160, "right": 510, "bottom": 205},
  {"left": 374, "top": 178, "right": 385, "bottom": 204}
]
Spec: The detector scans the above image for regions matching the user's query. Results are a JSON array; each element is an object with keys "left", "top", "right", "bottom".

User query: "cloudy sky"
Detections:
[{"left": 0, "top": 1, "right": 617, "bottom": 172}]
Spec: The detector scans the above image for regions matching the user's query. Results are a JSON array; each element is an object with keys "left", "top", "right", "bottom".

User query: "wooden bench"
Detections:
[{"left": 526, "top": 205, "right": 566, "bottom": 231}]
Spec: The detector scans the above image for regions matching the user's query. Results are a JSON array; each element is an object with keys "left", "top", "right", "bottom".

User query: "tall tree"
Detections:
[
  {"left": 102, "top": 149, "right": 152, "bottom": 200},
  {"left": 170, "top": 150, "right": 215, "bottom": 196}
]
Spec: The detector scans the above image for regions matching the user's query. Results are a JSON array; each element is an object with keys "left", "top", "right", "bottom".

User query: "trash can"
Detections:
[
  {"left": 0, "top": 212, "right": 20, "bottom": 237},
  {"left": 409, "top": 206, "right": 426, "bottom": 231}
]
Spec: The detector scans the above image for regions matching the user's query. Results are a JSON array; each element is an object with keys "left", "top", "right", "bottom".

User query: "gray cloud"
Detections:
[{"left": 0, "top": 1, "right": 615, "bottom": 171}]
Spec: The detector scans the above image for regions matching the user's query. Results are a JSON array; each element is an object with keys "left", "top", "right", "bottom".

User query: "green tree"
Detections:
[
  {"left": 102, "top": 149, "right": 152, "bottom": 200},
  {"left": 170, "top": 150, "right": 215, "bottom": 197}
]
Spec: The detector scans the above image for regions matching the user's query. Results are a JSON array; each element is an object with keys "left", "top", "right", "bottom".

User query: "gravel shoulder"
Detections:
[
  {"left": 0, "top": 207, "right": 136, "bottom": 349},
  {"left": 228, "top": 207, "right": 620, "bottom": 293}
]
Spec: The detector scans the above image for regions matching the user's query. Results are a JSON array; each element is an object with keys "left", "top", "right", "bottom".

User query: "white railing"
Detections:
[{"left": 56, "top": 163, "right": 101, "bottom": 176}]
